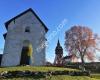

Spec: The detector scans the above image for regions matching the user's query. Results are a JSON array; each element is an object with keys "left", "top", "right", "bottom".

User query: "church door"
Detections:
[{"left": 20, "top": 46, "right": 30, "bottom": 65}]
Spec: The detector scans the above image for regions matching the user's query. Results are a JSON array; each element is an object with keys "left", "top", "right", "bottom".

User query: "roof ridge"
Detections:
[{"left": 5, "top": 8, "right": 48, "bottom": 32}]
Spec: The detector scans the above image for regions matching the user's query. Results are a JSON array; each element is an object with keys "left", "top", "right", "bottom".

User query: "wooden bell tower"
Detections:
[{"left": 54, "top": 40, "right": 63, "bottom": 66}]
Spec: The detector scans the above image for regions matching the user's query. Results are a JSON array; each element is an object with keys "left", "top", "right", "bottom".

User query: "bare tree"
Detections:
[{"left": 65, "top": 26, "right": 100, "bottom": 69}]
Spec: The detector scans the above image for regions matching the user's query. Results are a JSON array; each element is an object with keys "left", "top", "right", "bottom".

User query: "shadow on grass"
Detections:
[{"left": 1, "top": 75, "right": 46, "bottom": 80}]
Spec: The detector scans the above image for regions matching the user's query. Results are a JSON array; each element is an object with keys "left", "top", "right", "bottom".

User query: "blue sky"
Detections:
[{"left": 0, "top": 0, "right": 100, "bottom": 62}]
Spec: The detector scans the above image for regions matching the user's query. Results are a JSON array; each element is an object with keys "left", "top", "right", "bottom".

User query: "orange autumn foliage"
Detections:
[{"left": 65, "top": 26, "right": 100, "bottom": 63}]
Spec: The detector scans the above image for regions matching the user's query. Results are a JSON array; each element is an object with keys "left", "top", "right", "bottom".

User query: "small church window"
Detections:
[{"left": 25, "top": 27, "right": 30, "bottom": 32}]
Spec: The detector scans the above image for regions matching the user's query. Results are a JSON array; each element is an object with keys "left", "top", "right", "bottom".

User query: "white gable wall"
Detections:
[{"left": 1, "top": 11, "right": 46, "bottom": 66}]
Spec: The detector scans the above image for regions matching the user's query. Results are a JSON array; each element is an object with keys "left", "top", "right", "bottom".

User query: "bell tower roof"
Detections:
[
  {"left": 56, "top": 40, "right": 62, "bottom": 49},
  {"left": 57, "top": 40, "right": 60, "bottom": 46},
  {"left": 55, "top": 39, "right": 63, "bottom": 54}
]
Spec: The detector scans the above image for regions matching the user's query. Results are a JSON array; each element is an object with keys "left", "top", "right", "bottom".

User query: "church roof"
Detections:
[
  {"left": 3, "top": 33, "right": 7, "bottom": 39},
  {"left": 5, "top": 8, "right": 48, "bottom": 32},
  {"left": 63, "top": 55, "right": 73, "bottom": 59},
  {"left": 0, "top": 54, "right": 2, "bottom": 65}
]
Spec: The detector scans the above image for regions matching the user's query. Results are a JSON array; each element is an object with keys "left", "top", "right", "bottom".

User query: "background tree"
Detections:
[{"left": 65, "top": 26, "right": 100, "bottom": 68}]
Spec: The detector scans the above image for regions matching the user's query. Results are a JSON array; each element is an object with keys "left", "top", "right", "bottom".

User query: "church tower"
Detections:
[
  {"left": 54, "top": 40, "right": 63, "bottom": 66},
  {"left": 1, "top": 8, "right": 48, "bottom": 67}
]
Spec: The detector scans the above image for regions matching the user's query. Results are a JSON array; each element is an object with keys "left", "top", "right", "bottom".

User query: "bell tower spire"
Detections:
[{"left": 57, "top": 40, "right": 60, "bottom": 46}]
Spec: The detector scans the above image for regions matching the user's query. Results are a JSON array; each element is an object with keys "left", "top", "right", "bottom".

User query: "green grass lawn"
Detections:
[
  {"left": 1, "top": 75, "right": 100, "bottom": 80},
  {"left": 0, "top": 66, "right": 78, "bottom": 72},
  {"left": 0, "top": 66, "right": 100, "bottom": 80},
  {"left": 91, "top": 74, "right": 100, "bottom": 79}
]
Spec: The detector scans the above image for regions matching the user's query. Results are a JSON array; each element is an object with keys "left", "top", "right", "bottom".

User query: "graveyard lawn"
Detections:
[
  {"left": 0, "top": 66, "right": 100, "bottom": 80},
  {"left": 0, "top": 76, "right": 99, "bottom": 80},
  {"left": 0, "top": 66, "right": 78, "bottom": 72}
]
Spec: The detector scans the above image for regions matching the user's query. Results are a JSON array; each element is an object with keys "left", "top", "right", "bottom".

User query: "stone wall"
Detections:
[
  {"left": 0, "top": 70, "right": 90, "bottom": 79},
  {"left": 1, "top": 10, "right": 46, "bottom": 67}
]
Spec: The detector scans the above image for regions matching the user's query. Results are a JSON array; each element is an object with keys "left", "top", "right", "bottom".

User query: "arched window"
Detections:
[{"left": 25, "top": 27, "right": 30, "bottom": 32}]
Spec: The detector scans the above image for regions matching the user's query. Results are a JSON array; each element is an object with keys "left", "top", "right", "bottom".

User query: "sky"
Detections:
[{"left": 0, "top": 0, "right": 100, "bottom": 62}]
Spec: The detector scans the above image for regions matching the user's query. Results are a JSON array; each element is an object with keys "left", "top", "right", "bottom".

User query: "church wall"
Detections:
[{"left": 1, "top": 11, "right": 46, "bottom": 66}]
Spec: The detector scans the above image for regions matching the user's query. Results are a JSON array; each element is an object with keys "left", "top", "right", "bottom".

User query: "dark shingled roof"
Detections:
[
  {"left": 5, "top": 8, "right": 48, "bottom": 32},
  {"left": 3, "top": 33, "right": 7, "bottom": 39},
  {"left": 0, "top": 54, "right": 2, "bottom": 66},
  {"left": 63, "top": 55, "right": 73, "bottom": 59}
]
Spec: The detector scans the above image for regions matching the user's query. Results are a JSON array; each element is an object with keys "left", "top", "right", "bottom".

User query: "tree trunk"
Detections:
[{"left": 80, "top": 54, "right": 85, "bottom": 71}]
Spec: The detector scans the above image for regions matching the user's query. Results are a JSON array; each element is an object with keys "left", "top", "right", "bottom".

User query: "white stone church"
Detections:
[{"left": 1, "top": 8, "right": 48, "bottom": 67}]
